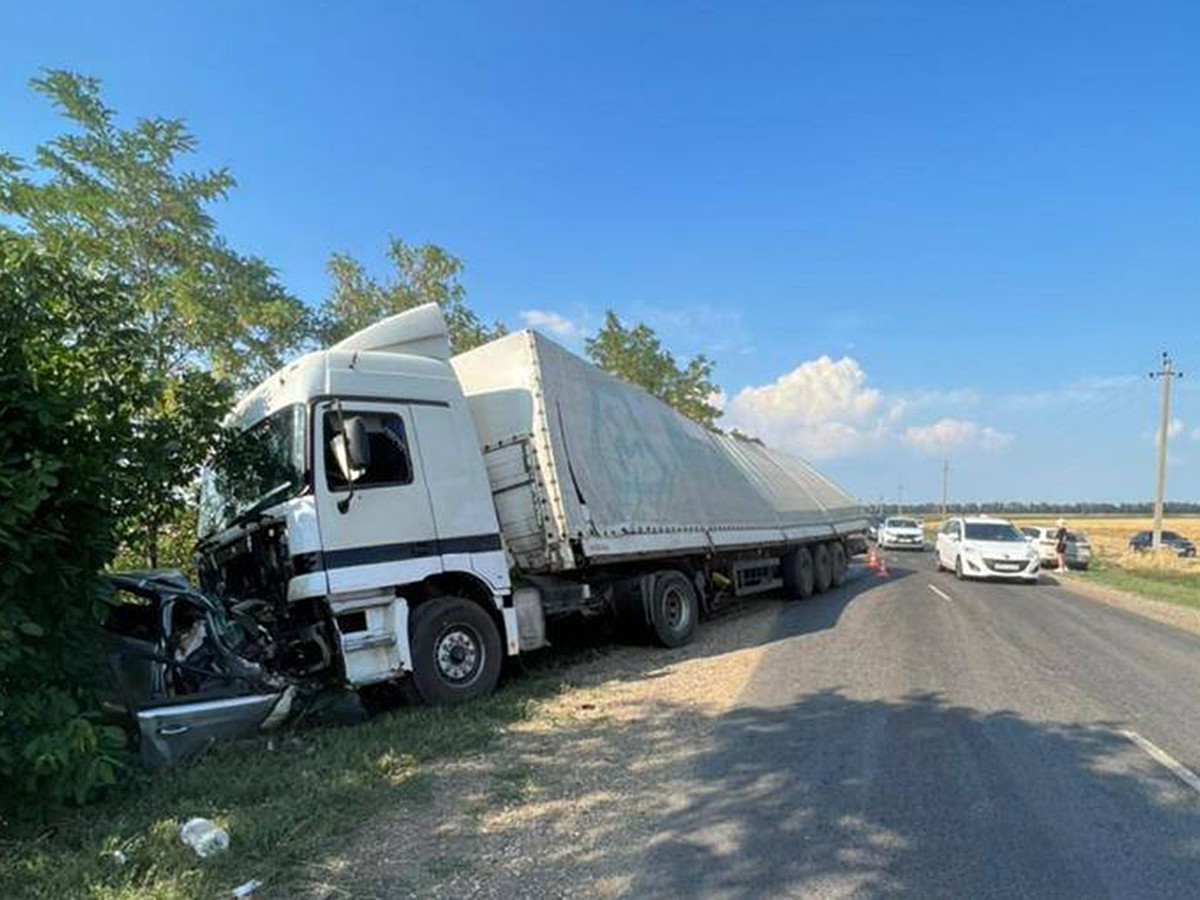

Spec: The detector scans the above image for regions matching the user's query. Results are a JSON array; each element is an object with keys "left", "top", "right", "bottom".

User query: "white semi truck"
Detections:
[{"left": 194, "top": 304, "right": 868, "bottom": 707}]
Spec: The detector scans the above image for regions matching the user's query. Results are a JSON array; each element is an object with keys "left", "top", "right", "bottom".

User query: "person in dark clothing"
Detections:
[{"left": 1054, "top": 518, "right": 1069, "bottom": 573}]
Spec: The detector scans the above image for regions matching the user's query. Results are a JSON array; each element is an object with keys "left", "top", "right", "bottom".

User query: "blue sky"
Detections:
[{"left": 4, "top": 1, "right": 1199, "bottom": 504}]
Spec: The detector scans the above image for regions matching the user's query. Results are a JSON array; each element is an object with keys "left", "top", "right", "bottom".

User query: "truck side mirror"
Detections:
[
  {"left": 332, "top": 416, "right": 372, "bottom": 484},
  {"left": 344, "top": 416, "right": 371, "bottom": 471}
]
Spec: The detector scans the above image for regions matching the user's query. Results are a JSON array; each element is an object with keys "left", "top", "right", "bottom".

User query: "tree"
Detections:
[
  {"left": 0, "top": 70, "right": 314, "bottom": 566},
  {"left": 585, "top": 311, "right": 723, "bottom": 430},
  {"left": 318, "top": 238, "right": 506, "bottom": 353},
  {"left": 0, "top": 70, "right": 313, "bottom": 387},
  {"left": 0, "top": 233, "right": 145, "bottom": 817}
]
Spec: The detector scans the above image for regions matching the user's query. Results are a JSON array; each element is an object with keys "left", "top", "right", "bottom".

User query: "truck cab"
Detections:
[{"left": 196, "top": 305, "right": 524, "bottom": 704}]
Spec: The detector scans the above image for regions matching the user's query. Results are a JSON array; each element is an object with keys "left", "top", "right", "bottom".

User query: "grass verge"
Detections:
[
  {"left": 0, "top": 663, "right": 574, "bottom": 900},
  {"left": 1070, "top": 563, "right": 1200, "bottom": 611}
]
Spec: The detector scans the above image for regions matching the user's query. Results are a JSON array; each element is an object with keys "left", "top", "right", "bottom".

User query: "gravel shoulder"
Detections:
[{"left": 301, "top": 597, "right": 789, "bottom": 899}]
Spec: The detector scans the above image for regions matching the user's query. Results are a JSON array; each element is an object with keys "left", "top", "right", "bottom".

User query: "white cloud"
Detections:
[
  {"left": 901, "top": 418, "right": 1014, "bottom": 455},
  {"left": 519, "top": 309, "right": 580, "bottom": 338},
  {"left": 723, "top": 356, "right": 895, "bottom": 458},
  {"left": 723, "top": 356, "right": 1011, "bottom": 460},
  {"left": 1149, "top": 417, "right": 1186, "bottom": 444}
]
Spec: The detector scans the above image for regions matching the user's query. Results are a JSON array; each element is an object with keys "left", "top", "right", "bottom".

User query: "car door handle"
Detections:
[{"left": 158, "top": 723, "right": 190, "bottom": 736}]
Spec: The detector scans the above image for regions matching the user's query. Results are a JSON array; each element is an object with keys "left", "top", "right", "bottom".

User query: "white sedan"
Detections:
[
  {"left": 936, "top": 516, "right": 1040, "bottom": 583},
  {"left": 878, "top": 516, "right": 925, "bottom": 550}
]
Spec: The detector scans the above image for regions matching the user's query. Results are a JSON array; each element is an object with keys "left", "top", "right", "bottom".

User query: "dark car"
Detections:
[
  {"left": 101, "top": 571, "right": 296, "bottom": 767},
  {"left": 1127, "top": 530, "right": 1197, "bottom": 557}
]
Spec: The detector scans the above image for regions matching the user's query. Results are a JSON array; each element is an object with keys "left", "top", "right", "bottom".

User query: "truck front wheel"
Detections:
[
  {"left": 782, "top": 547, "right": 815, "bottom": 600},
  {"left": 406, "top": 597, "right": 503, "bottom": 705},
  {"left": 648, "top": 571, "right": 699, "bottom": 648},
  {"left": 813, "top": 543, "right": 834, "bottom": 594}
]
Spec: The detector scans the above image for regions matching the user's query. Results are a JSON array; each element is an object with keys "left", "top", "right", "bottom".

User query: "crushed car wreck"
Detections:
[{"left": 101, "top": 572, "right": 300, "bottom": 767}]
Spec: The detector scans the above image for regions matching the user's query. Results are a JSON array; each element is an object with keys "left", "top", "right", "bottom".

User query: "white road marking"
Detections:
[
  {"left": 927, "top": 584, "right": 953, "bottom": 602},
  {"left": 1121, "top": 729, "right": 1200, "bottom": 796}
]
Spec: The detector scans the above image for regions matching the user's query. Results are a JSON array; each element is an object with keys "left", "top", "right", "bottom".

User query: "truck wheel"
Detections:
[
  {"left": 813, "top": 543, "right": 833, "bottom": 594},
  {"left": 406, "top": 597, "right": 502, "bottom": 705},
  {"left": 648, "top": 571, "right": 699, "bottom": 648},
  {"left": 782, "top": 547, "right": 815, "bottom": 600},
  {"left": 830, "top": 542, "right": 848, "bottom": 587}
]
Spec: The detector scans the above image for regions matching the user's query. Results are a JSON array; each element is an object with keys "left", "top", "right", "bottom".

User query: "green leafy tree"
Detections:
[
  {"left": 319, "top": 238, "right": 506, "bottom": 353},
  {"left": 585, "top": 311, "right": 722, "bottom": 429},
  {"left": 0, "top": 70, "right": 313, "bottom": 566},
  {"left": 0, "top": 233, "right": 147, "bottom": 817}
]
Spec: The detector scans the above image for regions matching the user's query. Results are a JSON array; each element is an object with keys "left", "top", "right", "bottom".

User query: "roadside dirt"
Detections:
[
  {"left": 1056, "top": 575, "right": 1200, "bottom": 637},
  {"left": 301, "top": 599, "right": 787, "bottom": 899}
]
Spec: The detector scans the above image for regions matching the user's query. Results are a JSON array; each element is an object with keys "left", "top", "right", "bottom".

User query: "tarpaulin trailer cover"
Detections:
[{"left": 452, "top": 330, "right": 868, "bottom": 573}]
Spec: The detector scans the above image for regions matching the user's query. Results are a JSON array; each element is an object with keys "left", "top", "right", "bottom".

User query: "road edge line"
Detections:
[{"left": 1121, "top": 729, "right": 1200, "bottom": 796}]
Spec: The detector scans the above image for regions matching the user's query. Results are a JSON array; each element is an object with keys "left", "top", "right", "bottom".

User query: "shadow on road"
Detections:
[
  {"left": 314, "top": 685, "right": 1200, "bottom": 898},
  {"left": 531, "top": 562, "right": 917, "bottom": 685}
]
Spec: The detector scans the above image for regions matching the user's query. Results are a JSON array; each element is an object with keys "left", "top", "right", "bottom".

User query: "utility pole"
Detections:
[
  {"left": 1150, "top": 352, "right": 1184, "bottom": 549},
  {"left": 941, "top": 459, "right": 950, "bottom": 520},
  {"left": 897, "top": 483, "right": 904, "bottom": 515}
]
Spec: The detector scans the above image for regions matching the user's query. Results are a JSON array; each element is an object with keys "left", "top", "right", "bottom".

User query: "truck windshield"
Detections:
[{"left": 198, "top": 404, "right": 306, "bottom": 537}]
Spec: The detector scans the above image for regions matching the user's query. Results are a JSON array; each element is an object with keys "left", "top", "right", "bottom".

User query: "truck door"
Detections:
[{"left": 314, "top": 400, "right": 440, "bottom": 595}]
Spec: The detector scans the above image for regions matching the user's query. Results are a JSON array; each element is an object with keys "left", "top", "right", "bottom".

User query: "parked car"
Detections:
[
  {"left": 878, "top": 516, "right": 925, "bottom": 550},
  {"left": 1128, "top": 530, "right": 1196, "bottom": 557},
  {"left": 936, "top": 516, "right": 1040, "bottom": 583},
  {"left": 1020, "top": 526, "right": 1093, "bottom": 570}
]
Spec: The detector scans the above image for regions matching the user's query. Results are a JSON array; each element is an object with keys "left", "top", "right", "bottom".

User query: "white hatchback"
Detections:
[
  {"left": 878, "top": 516, "right": 925, "bottom": 550},
  {"left": 936, "top": 516, "right": 1040, "bottom": 583}
]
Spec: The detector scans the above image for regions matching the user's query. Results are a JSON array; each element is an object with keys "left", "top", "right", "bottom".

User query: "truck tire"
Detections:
[
  {"left": 648, "top": 571, "right": 699, "bottom": 648},
  {"left": 405, "top": 597, "right": 503, "bottom": 705},
  {"left": 813, "top": 543, "right": 833, "bottom": 594},
  {"left": 782, "top": 547, "right": 815, "bottom": 600},
  {"left": 830, "top": 542, "right": 848, "bottom": 587}
]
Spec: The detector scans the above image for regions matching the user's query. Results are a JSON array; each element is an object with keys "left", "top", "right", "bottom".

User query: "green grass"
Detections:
[
  {"left": 1071, "top": 563, "right": 1200, "bottom": 611},
  {"left": 0, "top": 665, "right": 574, "bottom": 900}
]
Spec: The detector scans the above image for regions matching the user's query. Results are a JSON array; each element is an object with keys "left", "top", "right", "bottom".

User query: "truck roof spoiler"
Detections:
[{"left": 330, "top": 302, "right": 451, "bottom": 361}]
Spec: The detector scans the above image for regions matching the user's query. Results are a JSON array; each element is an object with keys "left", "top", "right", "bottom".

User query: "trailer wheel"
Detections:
[
  {"left": 782, "top": 547, "right": 815, "bottom": 600},
  {"left": 648, "top": 571, "right": 699, "bottom": 648},
  {"left": 813, "top": 543, "right": 834, "bottom": 594},
  {"left": 405, "top": 597, "right": 502, "bottom": 706},
  {"left": 830, "top": 542, "right": 848, "bottom": 587}
]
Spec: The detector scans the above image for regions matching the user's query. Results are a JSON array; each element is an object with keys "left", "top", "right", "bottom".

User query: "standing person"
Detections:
[{"left": 1054, "top": 518, "right": 1069, "bottom": 573}]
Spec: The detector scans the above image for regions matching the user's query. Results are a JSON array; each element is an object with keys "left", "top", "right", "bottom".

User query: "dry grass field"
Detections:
[{"left": 1011, "top": 516, "right": 1200, "bottom": 563}]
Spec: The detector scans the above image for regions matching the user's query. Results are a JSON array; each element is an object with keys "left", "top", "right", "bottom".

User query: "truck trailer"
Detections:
[{"left": 192, "top": 303, "right": 868, "bottom": 713}]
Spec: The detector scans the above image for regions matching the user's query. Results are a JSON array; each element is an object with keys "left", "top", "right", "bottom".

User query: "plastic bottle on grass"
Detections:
[{"left": 179, "top": 818, "right": 230, "bottom": 857}]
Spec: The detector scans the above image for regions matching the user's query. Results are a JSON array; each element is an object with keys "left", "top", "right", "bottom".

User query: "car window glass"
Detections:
[
  {"left": 103, "top": 590, "right": 157, "bottom": 642},
  {"left": 324, "top": 411, "right": 413, "bottom": 490},
  {"left": 963, "top": 522, "right": 1025, "bottom": 541}
]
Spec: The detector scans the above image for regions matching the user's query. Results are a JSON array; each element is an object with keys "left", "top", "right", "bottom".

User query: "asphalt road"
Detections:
[{"left": 630, "top": 549, "right": 1200, "bottom": 899}]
